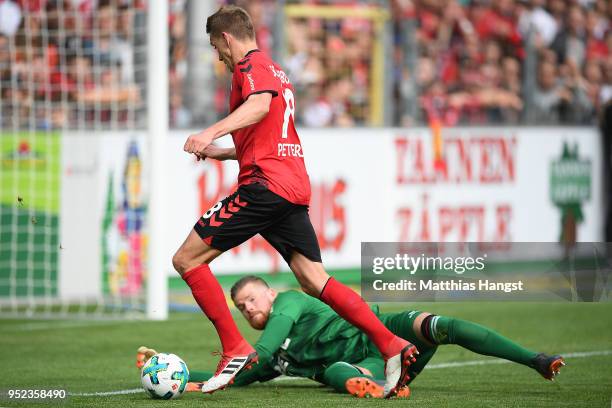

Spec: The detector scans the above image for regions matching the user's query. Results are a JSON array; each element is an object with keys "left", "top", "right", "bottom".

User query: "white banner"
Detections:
[
  {"left": 388, "top": 127, "right": 602, "bottom": 243},
  {"left": 163, "top": 127, "right": 603, "bottom": 275},
  {"left": 60, "top": 133, "right": 149, "bottom": 299},
  {"left": 59, "top": 127, "right": 604, "bottom": 296}
]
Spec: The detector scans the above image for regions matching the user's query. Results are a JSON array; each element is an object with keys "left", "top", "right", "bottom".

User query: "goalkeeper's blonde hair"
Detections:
[{"left": 230, "top": 275, "right": 269, "bottom": 302}]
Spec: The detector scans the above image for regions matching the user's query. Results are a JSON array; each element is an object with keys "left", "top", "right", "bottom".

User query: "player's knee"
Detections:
[
  {"left": 323, "top": 362, "right": 362, "bottom": 381},
  {"left": 327, "top": 362, "right": 372, "bottom": 378},
  {"left": 413, "top": 312, "right": 436, "bottom": 346},
  {"left": 419, "top": 314, "right": 454, "bottom": 345},
  {"left": 325, "top": 362, "right": 348, "bottom": 375},
  {"left": 172, "top": 250, "right": 193, "bottom": 276},
  {"left": 417, "top": 313, "right": 438, "bottom": 345},
  {"left": 290, "top": 250, "right": 329, "bottom": 296},
  {"left": 292, "top": 266, "right": 329, "bottom": 297},
  {"left": 299, "top": 280, "right": 320, "bottom": 297},
  {"left": 292, "top": 269, "right": 317, "bottom": 295}
]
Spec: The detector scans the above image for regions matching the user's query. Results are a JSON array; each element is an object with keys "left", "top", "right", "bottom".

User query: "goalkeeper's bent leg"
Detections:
[
  {"left": 323, "top": 362, "right": 374, "bottom": 394},
  {"left": 322, "top": 361, "right": 410, "bottom": 398},
  {"left": 424, "top": 315, "right": 538, "bottom": 366}
]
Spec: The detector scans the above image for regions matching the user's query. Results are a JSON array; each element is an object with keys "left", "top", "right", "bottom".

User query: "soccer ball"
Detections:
[{"left": 141, "top": 353, "right": 189, "bottom": 399}]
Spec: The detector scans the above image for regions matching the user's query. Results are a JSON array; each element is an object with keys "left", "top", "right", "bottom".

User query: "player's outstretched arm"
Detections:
[
  {"left": 198, "top": 145, "right": 237, "bottom": 161},
  {"left": 184, "top": 92, "right": 272, "bottom": 157}
]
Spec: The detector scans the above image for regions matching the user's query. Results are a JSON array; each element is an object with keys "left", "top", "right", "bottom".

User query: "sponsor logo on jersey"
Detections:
[{"left": 247, "top": 73, "right": 255, "bottom": 91}]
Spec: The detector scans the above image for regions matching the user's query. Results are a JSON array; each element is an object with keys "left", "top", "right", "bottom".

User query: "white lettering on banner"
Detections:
[
  {"left": 395, "top": 135, "right": 517, "bottom": 184},
  {"left": 277, "top": 143, "right": 303, "bottom": 157}
]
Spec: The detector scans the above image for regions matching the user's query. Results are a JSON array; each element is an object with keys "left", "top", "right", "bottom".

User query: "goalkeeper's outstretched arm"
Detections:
[
  {"left": 190, "top": 312, "right": 297, "bottom": 386},
  {"left": 189, "top": 359, "right": 280, "bottom": 386}
]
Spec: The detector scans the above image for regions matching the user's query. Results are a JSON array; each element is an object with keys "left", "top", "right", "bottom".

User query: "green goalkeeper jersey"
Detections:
[
  {"left": 224, "top": 290, "right": 377, "bottom": 385},
  {"left": 268, "top": 290, "right": 375, "bottom": 376}
]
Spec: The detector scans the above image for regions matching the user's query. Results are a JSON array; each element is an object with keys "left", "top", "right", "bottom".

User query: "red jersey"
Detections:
[{"left": 229, "top": 49, "right": 311, "bottom": 206}]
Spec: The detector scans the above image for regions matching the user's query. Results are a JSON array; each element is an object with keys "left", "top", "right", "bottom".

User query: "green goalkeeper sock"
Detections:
[
  {"left": 188, "top": 370, "right": 212, "bottom": 382},
  {"left": 322, "top": 362, "right": 374, "bottom": 393},
  {"left": 430, "top": 316, "right": 538, "bottom": 367}
]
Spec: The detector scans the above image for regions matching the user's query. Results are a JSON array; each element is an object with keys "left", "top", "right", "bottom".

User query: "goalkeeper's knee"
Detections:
[
  {"left": 324, "top": 362, "right": 363, "bottom": 380},
  {"left": 323, "top": 362, "right": 366, "bottom": 393},
  {"left": 420, "top": 315, "right": 491, "bottom": 345},
  {"left": 420, "top": 315, "right": 456, "bottom": 345}
]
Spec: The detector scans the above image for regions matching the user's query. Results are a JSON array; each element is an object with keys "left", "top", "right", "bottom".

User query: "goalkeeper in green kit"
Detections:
[{"left": 137, "top": 276, "right": 565, "bottom": 398}]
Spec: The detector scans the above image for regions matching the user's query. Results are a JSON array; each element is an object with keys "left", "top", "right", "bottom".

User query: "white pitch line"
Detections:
[
  {"left": 71, "top": 388, "right": 144, "bottom": 397},
  {"left": 425, "top": 350, "right": 612, "bottom": 370},
  {"left": 5, "top": 315, "right": 195, "bottom": 332},
  {"left": 70, "top": 350, "right": 612, "bottom": 396},
  {"left": 271, "top": 350, "right": 612, "bottom": 381},
  {"left": 5, "top": 321, "right": 137, "bottom": 332}
]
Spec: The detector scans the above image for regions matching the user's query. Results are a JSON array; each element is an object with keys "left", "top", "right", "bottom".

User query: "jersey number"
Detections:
[
  {"left": 203, "top": 201, "right": 223, "bottom": 219},
  {"left": 281, "top": 88, "right": 295, "bottom": 139}
]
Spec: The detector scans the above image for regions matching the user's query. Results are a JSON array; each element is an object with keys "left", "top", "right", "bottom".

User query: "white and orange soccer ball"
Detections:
[{"left": 140, "top": 353, "right": 189, "bottom": 399}]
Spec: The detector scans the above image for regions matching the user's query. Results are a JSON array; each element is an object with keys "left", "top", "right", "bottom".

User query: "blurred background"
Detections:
[
  {"left": 0, "top": 0, "right": 610, "bottom": 128},
  {"left": 0, "top": 0, "right": 609, "bottom": 318}
]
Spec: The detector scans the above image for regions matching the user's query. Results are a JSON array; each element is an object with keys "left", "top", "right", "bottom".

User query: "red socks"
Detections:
[
  {"left": 182, "top": 264, "right": 243, "bottom": 353},
  {"left": 319, "top": 277, "right": 400, "bottom": 359},
  {"left": 183, "top": 267, "right": 400, "bottom": 359}
]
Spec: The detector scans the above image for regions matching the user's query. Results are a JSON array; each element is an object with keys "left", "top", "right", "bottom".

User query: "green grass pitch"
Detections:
[{"left": 1, "top": 302, "right": 611, "bottom": 407}]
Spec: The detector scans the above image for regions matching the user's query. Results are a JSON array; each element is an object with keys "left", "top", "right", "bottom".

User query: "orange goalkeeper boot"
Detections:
[{"left": 345, "top": 377, "right": 411, "bottom": 399}]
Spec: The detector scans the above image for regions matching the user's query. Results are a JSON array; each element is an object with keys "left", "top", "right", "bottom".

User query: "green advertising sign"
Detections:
[
  {"left": 549, "top": 142, "right": 592, "bottom": 243},
  {"left": 0, "top": 133, "right": 61, "bottom": 297},
  {"left": 549, "top": 143, "right": 591, "bottom": 205}
]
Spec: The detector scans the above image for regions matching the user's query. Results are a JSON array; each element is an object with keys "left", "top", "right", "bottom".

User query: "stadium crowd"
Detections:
[
  {"left": 0, "top": 0, "right": 609, "bottom": 129},
  {"left": 273, "top": 0, "right": 611, "bottom": 126},
  {"left": 0, "top": 0, "right": 189, "bottom": 129},
  {"left": 394, "top": 0, "right": 611, "bottom": 125},
  {"left": 1, "top": 0, "right": 138, "bottom": 129},
  {"left": 234, "top": 0, "right": 609, "bottom": 126}
]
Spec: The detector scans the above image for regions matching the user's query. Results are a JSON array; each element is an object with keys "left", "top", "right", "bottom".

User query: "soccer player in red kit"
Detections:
[{"left": 174, "top": 5, "right": 417, "bottom": 397}]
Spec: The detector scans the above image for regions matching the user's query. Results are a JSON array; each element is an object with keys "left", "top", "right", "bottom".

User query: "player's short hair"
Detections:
[
  {"left": 206, "top": 6, "right": 255, "bottom": 41},
  {"left": 230, "top": 275, "right": 269, "bottom": 301}
]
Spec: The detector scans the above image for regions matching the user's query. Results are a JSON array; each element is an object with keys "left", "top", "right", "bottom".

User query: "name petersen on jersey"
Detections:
[{"left": 269, "top": 65, "right": 303, "bottom": 158}]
